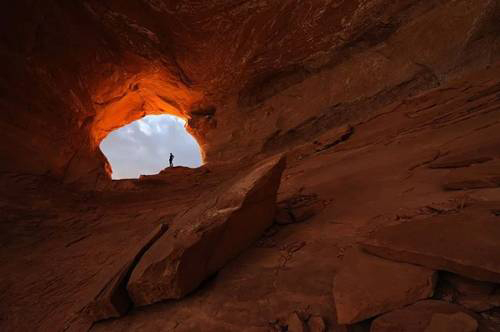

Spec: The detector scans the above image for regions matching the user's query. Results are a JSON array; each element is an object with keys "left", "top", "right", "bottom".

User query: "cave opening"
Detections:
[{"left": 100, "top": 114, "right": 202, "bottom": 179}]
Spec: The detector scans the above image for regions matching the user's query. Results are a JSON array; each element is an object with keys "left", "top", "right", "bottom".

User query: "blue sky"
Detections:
[{"left": 100, "top": 115, "right": 202, "bottom": 179}]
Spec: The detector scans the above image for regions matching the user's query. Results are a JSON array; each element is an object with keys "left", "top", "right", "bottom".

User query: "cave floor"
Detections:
[{"left": 1, "top": 66, "right": 500, "bottom": 331}]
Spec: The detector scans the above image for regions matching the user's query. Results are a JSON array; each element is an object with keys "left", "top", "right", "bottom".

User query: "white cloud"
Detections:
[
  {"left": 137, "top": 119, "right": 152, "bottom": 136},
  {"left": 154, "top": 123, "right": 163, "bottom": 133},
  {"left": 100, "top": 115, "right": 202, "bottom": 179}
]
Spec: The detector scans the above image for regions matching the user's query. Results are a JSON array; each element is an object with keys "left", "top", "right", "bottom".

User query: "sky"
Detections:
[{"left": 100, "top": 115, "right": 202, "bottom": 179}]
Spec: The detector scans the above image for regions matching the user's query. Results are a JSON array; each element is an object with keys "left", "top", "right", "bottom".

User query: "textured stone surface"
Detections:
[
  {"left": 424, "top": 312, "right": 478, "bottom": 332},
  {"left": 83, "top": 223, "right": 168, "bottom": 322},
  {"left": 333, "top": 248, "right": 436, "bottom": 324},
  {"left": 457, "top": 293, "right": 500, "bottom": 313},
  {"left": 287, "top": 312, "right": 307, "bottom": 332},
  {"left": 443, "top": 273, "right": 497, "bottom": 297},
  {"left": 1, "top": 0, "right": 499, "bottom": 186},
  {"left": 361, "top": 208, "right": 500, "bottom": 283},
  {"left": 371, "top": 300, "right": 480, "bottom": 332},
  {"left": 2, "top": 1, "right": 500, "bottom": 331},
  {"left": 2, "top": 65, "right": 500, "bottom": 330},
  {"left": 308, "top": 315, "right": 326, "bottom": 332},
  {"left": 127, "top": 155, "right": 286, "bottom": 305}
]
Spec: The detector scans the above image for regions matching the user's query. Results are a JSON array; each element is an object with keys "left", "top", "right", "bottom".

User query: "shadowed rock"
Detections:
[
  {"left": 428, "top": 156, "right": 493, "bottom": 169},
  {"left": 275, "top": 193, "right": 321, "bottom": 225},
  {"left": 360, "top": 208, "right": 500, "bottom": 283},
  {"left": 127, "top": 155, "right": 286, "bottom": 305},
  {"left": 443, "top": 178, "right": 500, "bottom": 191},
  {"left": 424, "top": 312, "right": 478, "bottom": 332},
  {"left": 83, "top": 223, "right": 168, "bottom": 321},
  {"left": 443, "top": 272, "right": 496, "bottom": 296},
  {"left": 333, "top": 248, "right": 436, "bottom": 324},
  {"left": 457, "top": 293, "right": 500, "bottom": 313},
  {"left": 441, "top": 273, "right": 500, "bottom": 312},
  {"left": 287, "top": 312, "right": 307, "bottom": 332},
  {"left": 371, "top": 300, "right": 480, "bottom": 332},
  {"left": 308, "top": 315, "right": 326, "bottom": 332},
  {"left": 440, "top": 160, "right": 500, "bottom": 191},
  {"left": 313, "top": 125, "right": 354, "bottom": 152}
]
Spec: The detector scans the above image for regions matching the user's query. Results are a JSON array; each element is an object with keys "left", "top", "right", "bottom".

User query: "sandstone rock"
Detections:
[
  {"left": 371, "top": 300, "right": 479, "bottom": 332},
  {"left": 440, "top": 159, "right": 500, "bottom": 191},
  {"left": 83, "top": 223, "right": 168, "bottom": 321},
  {"left": 292, "top": 206, "right": 317, "bottom": 223},
  {"left": 443, "top": 178, "right": 500, "bottom": 191},
  {"left": 336, "top": 322, "right": 372, "bottom": 332},
  {"left": 276, "top": 193, "right": 321, "bottom": 225},
  {"left": 424, "top": 312, "right": 478, "bottom": 332},
  {"left": 308, "top": 315, "right": 326, "bottom": 332},
  {"left": 436, "top": 273, "right": 499, "bottom": 312},
  {"left": 361, "top": 209, "right": 500, "bottom": 283},
  {"left": 3, "top": 0, "right": 500, "bottom": 330},
  {"left": 127, "top": 155, "right": 286, "bottom": 305},
  {"left": 428, "top": 156, "right": 493, "bottom": 169},
  {"left": 443, "top": 273, "right": 496, "bottom": 296},
  {"left": 457, "top": 293, "right": 500, "bottom": 312},
  {"left": 313, "top": 125, "right": 354, "bottom": 152},
  {"left": 275, "top": 206, "right": 295, "bottom": 225},
  {"left": 287, "top": 312, "right": 307, "bottom": 332},
  {"left": 333, "top": 248, "right": 436, "bottom": 324},
  {"left": 427, "top": 141, "right": 499, "bottom": 170}
]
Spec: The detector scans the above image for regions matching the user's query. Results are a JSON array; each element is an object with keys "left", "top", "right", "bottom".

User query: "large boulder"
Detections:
[
  {"left": 127, "top": 155, "right": 286, "bottom": 305},
  {"left": 361, "top": 208, "right": 500, "bottom": 283},
  {"left": 333, "top": 248, "right": 436, "bottom": 324}
]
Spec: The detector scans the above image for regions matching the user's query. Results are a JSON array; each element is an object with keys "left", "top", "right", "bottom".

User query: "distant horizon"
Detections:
[{"left": 100, "top": 115, "right": 202, "bottom": 179}]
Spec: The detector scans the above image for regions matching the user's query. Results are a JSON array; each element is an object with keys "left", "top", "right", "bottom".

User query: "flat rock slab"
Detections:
[
  {"left": 83, "top": 223, "right": 168, "bottom": 321},
  {"left": 457, "top": 293, "right": 500, "bottom": 312},
  {"left": 424, "top": 312, "right": 478, "bottom": 332},
  {"left": 333, "top": 248, "right": 436, "bottom": 324},
  {"left": 127, "top": 155, "right": 286, "bottom": 306},
  {"left": 427, "top": 141, "right": 499, "bottom": 169},
  {"left": 371, "top": 300, "right": 480, "bottom": 332},
  {"left": 441, "top": 159, "right": 500, "bottom": 191},
  {"left": 361, "top": 208, "right": 500, "bottom": 283}
]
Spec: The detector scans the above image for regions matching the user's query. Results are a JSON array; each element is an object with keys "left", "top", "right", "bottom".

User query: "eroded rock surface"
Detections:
[
  {"left": 361, "top": 207, "right": 500, "bottom": 283},
  {"left": 371, "top": 300, "right": 481, "bottom": 332},
  {"left": 424, "top": 312, "right": 478, "bottom": 332},
  {"left": 333, "top": 248, "right": 436, "bottom": 324},
  {"left": 127, "top": 155, "right": 286, "bottom": 305},
  {"left": 286, "top": 312, "right": 307, "bottom": 332},
  {"left": 2, "top": 1, "right": 500, "bottom": 331},
  {"left": 83, "top": 223, "right": 168, "bottom": 322},
  {"left": 308, "top": 315, "right": 327, "bottom": 332}
]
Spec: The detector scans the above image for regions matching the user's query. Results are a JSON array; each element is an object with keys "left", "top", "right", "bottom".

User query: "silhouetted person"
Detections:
[{"left": 169, "top": 153, "right": 174, "bottom": 167}]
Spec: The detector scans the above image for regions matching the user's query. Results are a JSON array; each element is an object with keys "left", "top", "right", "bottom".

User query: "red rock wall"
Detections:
[{"left": 0, "top": 0, "right": 499, "bottom": 187}]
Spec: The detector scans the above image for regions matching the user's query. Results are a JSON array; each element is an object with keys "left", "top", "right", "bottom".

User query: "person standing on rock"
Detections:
[{"left": 169, "top": 153, "right": 174, "bottom": 167}]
